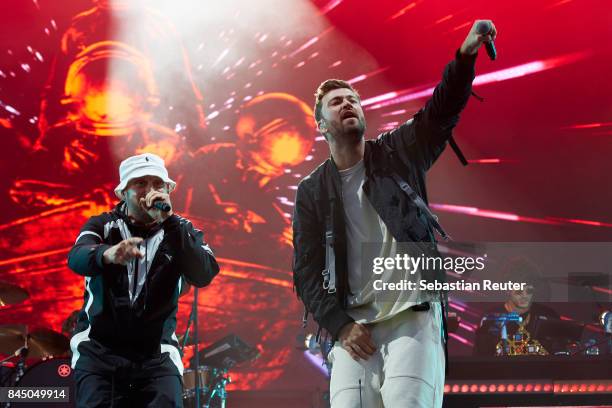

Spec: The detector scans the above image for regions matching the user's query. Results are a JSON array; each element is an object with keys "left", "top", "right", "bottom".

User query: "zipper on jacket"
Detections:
[{"left": 132, "top": 256, "right": 139, "bottom": 308}]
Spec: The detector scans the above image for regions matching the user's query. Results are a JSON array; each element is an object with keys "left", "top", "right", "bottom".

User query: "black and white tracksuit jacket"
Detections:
[{"left": 67, "top": 202, "right": 219, "bottom": 378}]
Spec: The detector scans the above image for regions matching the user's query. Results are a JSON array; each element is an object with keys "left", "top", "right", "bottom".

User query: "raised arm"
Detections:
[{"left": 381, "top": 20, "right": 496, "bottom": 171}]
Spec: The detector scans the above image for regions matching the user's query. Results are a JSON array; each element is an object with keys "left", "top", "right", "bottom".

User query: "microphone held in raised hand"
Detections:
[
  {"left": 153, "top": 201, "right": 172, "bottom": 212},
  {"left": 475, "top": 20, "right": 496, "bottom": 61}
]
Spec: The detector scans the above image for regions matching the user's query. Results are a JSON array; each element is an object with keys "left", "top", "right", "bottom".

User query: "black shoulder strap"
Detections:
[
  {"left": 322, "top": 164, "right": 337, "bottom": 294},
  {"left": 383, "top": 144, "right": 451, "bottom": 241},
  {"left": 449, "top": 136, "right": 468, "bottom": 166}
]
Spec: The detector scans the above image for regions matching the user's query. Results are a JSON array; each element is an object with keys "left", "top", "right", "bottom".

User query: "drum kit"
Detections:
[
  {"left": 0, "top": 281, "right": 259, "bottom": 408},
  {"left": 0, "top": 282, "right": 75, "bottom": 407},
  {"left": 179, "top": 334, "right": 259, "bottom": 407}
]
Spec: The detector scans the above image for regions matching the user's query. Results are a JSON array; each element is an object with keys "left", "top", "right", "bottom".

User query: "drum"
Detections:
[
  {"left": 182, "top": 366, "right": 227, "bottom": 408},
  {"left": 182, "top": 366, "right": 213, "bottom": 395},
  {"left": 14, "top": 357, "right": 75, "bottom": 407}
]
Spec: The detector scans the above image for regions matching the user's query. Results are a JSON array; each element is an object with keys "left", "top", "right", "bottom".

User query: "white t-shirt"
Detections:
[{"left": 340, "top": 159, "right": 426, "bottom": 324}]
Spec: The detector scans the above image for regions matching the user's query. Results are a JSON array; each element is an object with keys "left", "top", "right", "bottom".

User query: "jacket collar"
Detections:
[
  {"left": 112, "top": 201, "right": 163, "bottom": 238},
  {"left": 327, "top": 141, "right": 375, "bottom": 181},
  {"left": 323, "top": 156, "right": 343, "bottom": 201}
]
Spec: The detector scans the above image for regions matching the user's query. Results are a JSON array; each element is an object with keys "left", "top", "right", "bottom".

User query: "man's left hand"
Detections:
[
  {"left": 141, "top": 190, "right": 173, "bottom": 223},
  {"left": 460, "top": 20, "right": 497, "bottom": 56}
]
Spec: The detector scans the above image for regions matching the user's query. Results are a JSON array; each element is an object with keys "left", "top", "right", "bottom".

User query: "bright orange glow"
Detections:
[
  {"left": 236, "top": 93, "right": 315, "bottom": 186},
  {"left": 62, "top": 41, "right": 159, "bottom": 136},
  {"left": 192, "top": 142, "right": 236, "bottom": 155},
  {"left": 0, "top": 200, "right": 104, "bottom": 231},
  {"left": 61, "top": 138, "right": 99, "bottom": 173},
  {"left": 136, "top": 140, "right": 178, "bottom": 165},
  {"left": 208, "top": 183, "right": 266, "bottom": 233},
  {"left": 280, "top": 225, "right": 293, "bottom": 247},
  {"left": 10, "top": 179, "right": 74, "bottom": 207},
  {"left": 0, "top": 247, "right": 70, "bottom": 268},
  {"left": 215, "top": 257, "right": 292, "bottom": 277},
  {"left": 268, "top": 128, "right": 308, "bottom": 167},
  {"left": 4, "top": 3, "right": 312, "bottom": 393},
  {"left": 220, "top": 270, "right": 292, "bottom": 289},
  {"left": 81, "top": 85, "right": 136, "bottom": 123}
]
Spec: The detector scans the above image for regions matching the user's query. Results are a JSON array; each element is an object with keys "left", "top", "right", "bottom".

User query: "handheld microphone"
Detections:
[
  {"left": 153, "top": 201, "right": 171, "bottom": 212},
  {"left": 475, "top": 21, "right": 497, "bottom": 61}
]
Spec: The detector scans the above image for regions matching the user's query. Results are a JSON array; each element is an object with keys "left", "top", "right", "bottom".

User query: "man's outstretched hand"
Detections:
[
  {"left": 103, "top": 237, "right": 144, "bottom": 265},
  {"left": 338, "top": 322, "right": 377, "bottom": 361},
  {"left": 460, "top": 20, "right": 497, "bottom": 56}
]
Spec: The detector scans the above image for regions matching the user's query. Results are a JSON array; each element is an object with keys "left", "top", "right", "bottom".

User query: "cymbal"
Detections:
[
  {"left": 0, "top": 282, "right": 29, "bottom": 306},
  {"left": 0, "top": 324, "right": 28, "bottom": 355},
  {"left": 0, "top": 325, "right": 70, "bottom": 358}
]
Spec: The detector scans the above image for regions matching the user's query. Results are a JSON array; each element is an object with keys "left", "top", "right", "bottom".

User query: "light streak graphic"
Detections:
[
  {"left": 431, "top": 203, "right": 612, "bottom": 228},
  {"left": 434, "top": 14, "right": 454, "bottom": 25},
  {"left": 452, "top": 22, "right": 471, "bottom": 32},
  {"left": 347, "top": 67, "right": 389, "bottom": 85},
  {"left": 361, "top": 91, "right": 399, "bottom": 107},
  {"left": 449, "top": 302, "right": 466, "bottom": 312},
  {"left": 320, "top": 0, "right": 343, "bottom": 15},
  {"left": 449, "top": 332, "right": 473, "bottom": 346},
  {"left": 380, "top": 109, "right": 407, "bottom": 117},
  {"left": 289, "top": 28, "right": 334, "bottom": 58},
  {"left": 388, "top": 2, "right": 418, "bottom": 21},
  {"left": 564, "top": 122, "right": 612, "bottom": 129},
  {"left": 212, "top": 48, "right": 230, "bottom": 67},
  {"left": 459, "top": 322, "right": 476, "bottom": 332},
  {"left": 466, "top": 159, "right": 517, "bottom": 164},
  {"left": 591, "top": 286, "right": 612, "bottom": 296},
  {"left": 467, "top": 159, "right": 501, "bottom": 164},
  {"left": 365, "top": 53, "right": 590, "bottom": 110}
]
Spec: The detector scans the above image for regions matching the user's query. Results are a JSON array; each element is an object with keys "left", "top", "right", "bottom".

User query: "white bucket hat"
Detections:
[{"left": 114, "top": 153, "right": 176, "bottom": 199}]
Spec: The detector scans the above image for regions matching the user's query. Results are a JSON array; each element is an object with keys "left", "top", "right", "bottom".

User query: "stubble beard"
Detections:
[
  {"left": 331, "top": 118, "right": 366, "bottom": 146},
  {"left": 125, "top": 194, "right": 154, "bottom": 225}
]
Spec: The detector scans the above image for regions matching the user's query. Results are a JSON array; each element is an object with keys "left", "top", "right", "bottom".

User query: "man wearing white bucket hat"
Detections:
[{"left": 68, "top": 153, "right": 219, "bottom": 407}]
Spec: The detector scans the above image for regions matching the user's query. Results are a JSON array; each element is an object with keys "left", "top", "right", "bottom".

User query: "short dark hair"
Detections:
[{"left": 314, "top": 79, "right": 359, "bottom": 124}]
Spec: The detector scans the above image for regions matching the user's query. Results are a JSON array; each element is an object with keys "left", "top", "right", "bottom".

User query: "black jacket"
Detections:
[
  {"left": 67, "top": 203, "right": 219, "bottom": 371},
  {"left": 292, "top": 51, "right": 476, "bottom": 340}
]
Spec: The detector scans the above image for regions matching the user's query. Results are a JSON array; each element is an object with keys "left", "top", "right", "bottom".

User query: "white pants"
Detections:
[{"left": 329, "top": 304, "right": 445, "bottom": 408}]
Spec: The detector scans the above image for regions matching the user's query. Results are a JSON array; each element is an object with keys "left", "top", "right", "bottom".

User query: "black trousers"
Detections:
[{"left": 75, "top": 369, "right": 183, "bottom": 408}]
